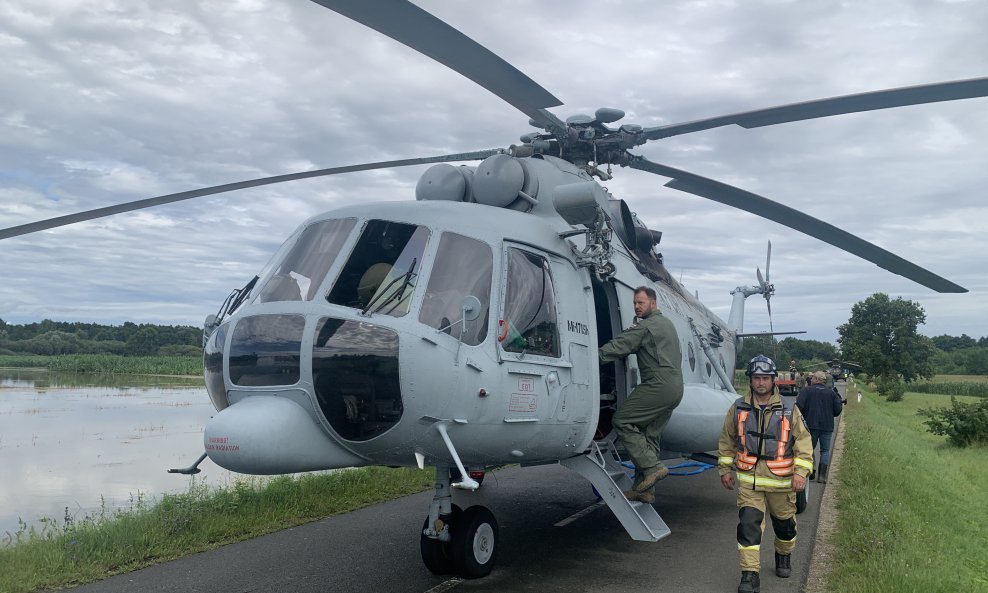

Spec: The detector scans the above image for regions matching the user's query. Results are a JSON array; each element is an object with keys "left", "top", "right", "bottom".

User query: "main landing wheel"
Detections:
[
  {"left": 451, "top": 506, "right": 499, "bottom": 579},
  {"left": 420, "top": 504, "right": 462, "bottom": 575}
]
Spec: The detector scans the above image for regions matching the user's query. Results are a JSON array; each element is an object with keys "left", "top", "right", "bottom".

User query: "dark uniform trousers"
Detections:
[{"left": 612, "top": 381, "right": 683, "bottom": 472}]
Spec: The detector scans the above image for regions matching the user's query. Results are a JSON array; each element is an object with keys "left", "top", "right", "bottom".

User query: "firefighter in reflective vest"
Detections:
[{"left": 718, "top": 355, "right": 813, "bottom": 593}]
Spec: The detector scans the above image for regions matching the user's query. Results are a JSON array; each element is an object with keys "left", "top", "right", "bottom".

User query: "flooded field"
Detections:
[{"left": 0, "top": 368, "right": 236, "bottom": 538}]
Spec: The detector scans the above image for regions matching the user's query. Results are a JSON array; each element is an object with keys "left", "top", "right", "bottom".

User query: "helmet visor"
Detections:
[{"left": 748, "top": 360, "right": 776, "bottom": 376}]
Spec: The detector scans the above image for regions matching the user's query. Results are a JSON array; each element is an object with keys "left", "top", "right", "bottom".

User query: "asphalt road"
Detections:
[{"left": 69, "top": 388, "right": 842, "bottom": 593}]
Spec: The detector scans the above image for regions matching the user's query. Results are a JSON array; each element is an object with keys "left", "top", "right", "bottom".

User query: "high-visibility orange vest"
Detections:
[{"left": 733, "top": 399, "right": 795, "bottom": 477}]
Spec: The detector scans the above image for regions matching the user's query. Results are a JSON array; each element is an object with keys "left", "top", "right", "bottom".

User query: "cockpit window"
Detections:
[
  {"left": 419, "top": 233, "right": 492, "bottom": 345},
  {"left": 327, "top": 220, "right": 430, "bottom": 317},
  {"left": 229, "top": 314, "right": 305, "bottom": 386},
  {"left": 500, "top": 248, "right": 560, "bottom": 358},
  {"left": 257, "top": 218, "right": 356, "bottom": 303}
]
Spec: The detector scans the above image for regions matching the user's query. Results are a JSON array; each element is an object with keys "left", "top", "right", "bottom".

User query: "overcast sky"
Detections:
[{"left": 2, "top": 0, "right": 986, "bottom": 344}]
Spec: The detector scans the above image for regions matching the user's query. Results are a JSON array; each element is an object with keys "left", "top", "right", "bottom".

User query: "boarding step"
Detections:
[{"left": 560, "top": 440, "right": 671, "bottom": 542}]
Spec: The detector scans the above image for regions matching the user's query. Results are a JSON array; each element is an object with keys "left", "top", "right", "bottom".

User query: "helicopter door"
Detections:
[
  {"left": 590, "top": 278, "right": 627, "bottom": 438},
  {"left": 498, "top": 245, "right": 594, "bottom": 427}
]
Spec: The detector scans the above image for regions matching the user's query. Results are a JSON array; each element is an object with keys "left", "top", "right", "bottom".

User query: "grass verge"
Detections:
[
  {"left": 0, "top": 354, "right": 202, "bottom": 376},
  {"left": 829, "top": 385, "right": 988, "bottom": 592},
  {"left": 0, "top": 467, "right": 433, "bottom": 593}
]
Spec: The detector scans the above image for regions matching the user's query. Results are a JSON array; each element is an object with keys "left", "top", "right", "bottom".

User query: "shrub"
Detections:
[
  {"left": 158, "top": 344, "right": 202, "bottom": 357},
  {"left": 878, "top": 375, "right": 905, "bottom": 402},
  {"left": 918, "top": 396, "right": 988, "bottom": 447}
]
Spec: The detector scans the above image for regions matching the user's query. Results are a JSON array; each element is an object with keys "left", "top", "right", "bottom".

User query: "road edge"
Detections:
[{"left": 801, "top": 383, "right": 849, "bottom": 593}]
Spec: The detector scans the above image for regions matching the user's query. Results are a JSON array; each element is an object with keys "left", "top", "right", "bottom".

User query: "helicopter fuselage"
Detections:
[{"left": 202, "top": 155, "right": 740, "bottom": 477}]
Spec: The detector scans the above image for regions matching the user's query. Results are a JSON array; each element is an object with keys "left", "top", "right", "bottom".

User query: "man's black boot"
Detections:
[
  {"left": 818, "top": 463, "right": 829, "bottom": 483},
  {"left": 775, "top": 552, "right": 791, "bottom": 578},
  {"left": 738, "top": 571, "right": 760, "bottom": 593}
]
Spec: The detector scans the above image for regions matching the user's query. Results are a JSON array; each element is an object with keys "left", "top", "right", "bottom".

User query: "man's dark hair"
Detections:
[{"left": 634, "top": 286, "right": 657, "bottom": 301}]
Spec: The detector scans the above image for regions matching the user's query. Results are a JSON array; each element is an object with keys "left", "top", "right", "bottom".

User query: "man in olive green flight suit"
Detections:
[{"left": 599, "top": 286, "right": 684, "bottom": 503}]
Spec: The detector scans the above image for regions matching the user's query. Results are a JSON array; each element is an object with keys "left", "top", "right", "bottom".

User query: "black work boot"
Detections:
[
  {"left": 738, "top": 571, "right": 760, "bottom": 593},
  {"left": 775, "top": 552, "right": 792, "bottom": 578},
  {"left": 818, "top": 463, "right": 829, "bottom": 483}
]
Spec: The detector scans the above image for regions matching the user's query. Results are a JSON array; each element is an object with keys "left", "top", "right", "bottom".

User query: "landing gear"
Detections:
[
  {"left": 420, "top": 504, "right": 461, "bottom": 574},
  {"left": 451, "top": 506, "right": 498, "bottom": 578},
  {"left": 420, "top": 464, "right": 499, "bottom": 578}
]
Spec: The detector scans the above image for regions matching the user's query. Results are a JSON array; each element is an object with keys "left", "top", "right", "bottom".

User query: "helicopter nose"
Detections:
[{"left": 204, "top": 395, "right": 366, "bottom": 474}]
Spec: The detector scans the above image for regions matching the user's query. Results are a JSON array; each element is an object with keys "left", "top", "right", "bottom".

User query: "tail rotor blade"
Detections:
[{"left": 765, "top": 240, "right": 772, "bottom": 284}]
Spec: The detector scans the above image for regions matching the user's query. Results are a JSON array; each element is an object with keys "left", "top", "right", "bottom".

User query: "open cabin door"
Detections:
[{"left": 590, "top": 278, "right": 635, "bottom": 440}]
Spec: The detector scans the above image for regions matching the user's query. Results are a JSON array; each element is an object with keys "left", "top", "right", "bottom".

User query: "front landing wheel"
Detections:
[
  {"left": 420, "top": 504, "right": 462, "bottom": 575},
  {"left": 451, "top": 506, "right": 498, "bottom": 579}
]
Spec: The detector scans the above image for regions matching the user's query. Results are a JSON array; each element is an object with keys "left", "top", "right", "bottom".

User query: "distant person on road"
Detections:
[
  {"left": 796, "top": 370, "right": 844, "bottom": 483},
  {"left": 718, "top": 355, "right": 813, "bottom": 593},
  {"left": 599, "top": 286, "right": 684, "bottom": 505}
]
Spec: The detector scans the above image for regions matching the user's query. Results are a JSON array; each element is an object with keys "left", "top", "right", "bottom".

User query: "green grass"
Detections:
[
  {"left": 829, "top": 384, "right": 988, "bottom": 592},
  {"left": 0, "top": 354, "right": 202, "bottom": 376},
  {"left": 0, "top": 467, "right": 433, "bottom": 593},
  {"left": 907, "top": 374, "right": 988, "bottom": 398}
]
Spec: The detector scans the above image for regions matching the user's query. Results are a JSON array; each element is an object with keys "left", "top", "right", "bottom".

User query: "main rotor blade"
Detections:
[
  {"left": 626, "top": 155, "right": 966, "bottom": 293},
  {"left": 311, "top": 0, "right": 566, "bottom": 133},
  {"left": 641, "top": 77, "right": 988, "bottom": 141},
  {"left": 0, "top": 149, "right": 502, "bottom": 240}
]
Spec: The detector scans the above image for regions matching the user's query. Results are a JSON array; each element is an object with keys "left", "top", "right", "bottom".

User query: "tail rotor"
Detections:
[{"left": 756, "top": 241, "right": 775, "bottom": 332}]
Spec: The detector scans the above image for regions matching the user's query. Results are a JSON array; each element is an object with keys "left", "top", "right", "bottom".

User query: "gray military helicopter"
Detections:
[{"left": 2, "top": 0, "right": 984, "bottom": 580}]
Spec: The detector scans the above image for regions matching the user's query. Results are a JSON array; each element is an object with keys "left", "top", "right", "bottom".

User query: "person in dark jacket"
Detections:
[{"left": 795, "top": 371, "right": 844, "bottom": 482}]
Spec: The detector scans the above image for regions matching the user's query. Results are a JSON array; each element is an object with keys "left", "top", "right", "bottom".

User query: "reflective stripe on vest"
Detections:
[
  {"left": 733, "top": 399, "right": 796, "bottom": 477},
  {"left": 737, "top": 471, "right": 792, "bottom": 489}
]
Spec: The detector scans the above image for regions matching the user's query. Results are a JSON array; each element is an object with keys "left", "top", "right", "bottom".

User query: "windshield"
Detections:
[
  {"left": 327, "top": 220, "right": 430, "bottom": 317},
  {"left": 256, "top": 218, "right": 357, "bottom": 303}
]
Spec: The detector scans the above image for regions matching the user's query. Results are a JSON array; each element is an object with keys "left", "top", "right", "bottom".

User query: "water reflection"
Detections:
[{"left": 0, "top": 369, "right": 235, "bottom": 538}]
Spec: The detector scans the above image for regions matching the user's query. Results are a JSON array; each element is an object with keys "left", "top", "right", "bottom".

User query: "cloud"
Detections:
[{"left": 1, "top": 0, "right": 986, "bottom": 343}]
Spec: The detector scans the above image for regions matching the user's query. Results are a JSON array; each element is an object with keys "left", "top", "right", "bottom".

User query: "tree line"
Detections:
[
  {"left": 3, "top": 307, "right": 986, "bottom": 374},
  {"left": 0, "top": 319, "right": 201, "bottom": 357}
]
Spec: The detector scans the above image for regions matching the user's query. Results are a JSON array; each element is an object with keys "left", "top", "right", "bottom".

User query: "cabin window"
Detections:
[
  {"left": 500, "top": 248, "right": 560, "bottom": 358},
  {"left": 312, "top": 317, "right": 401, "bottom": 441},
  {"left": 229, "top": 314, "right": 305, "bottom": 386},
  {"left": 327, "top": 220, "right": 430, "bottom": 317},
  {"left": 257, "top": 218, "right": 356, "bottom": 303},
  {"left": 203, "top": 323, "right": 227, "bottom": 410},
  {"left": 419, "top": 233, "right": 492, "bottom": 345}
]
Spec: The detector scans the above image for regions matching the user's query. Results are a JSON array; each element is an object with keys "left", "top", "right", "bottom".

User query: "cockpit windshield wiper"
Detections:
[
  {"left": 374, "top": 258, "right": 418, "bottom": 315},
  {"left": 360, "top": 258, "right": 417, "bottom": 316}
]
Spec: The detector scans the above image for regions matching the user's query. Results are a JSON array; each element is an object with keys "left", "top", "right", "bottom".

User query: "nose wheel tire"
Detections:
[
  {"left": 451, "top": 506, "right": 499, "bottom": 579},
  {"left": 420, "top": 504, "right": 462, "bottom": 575}
]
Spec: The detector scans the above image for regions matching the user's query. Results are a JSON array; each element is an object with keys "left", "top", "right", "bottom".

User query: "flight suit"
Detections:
[
  {"left": 599, "top": 308, "right": 683, "bottom": 474},
  {"left": 717, "top": 392, "right": 813, "bottom": 573}
]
